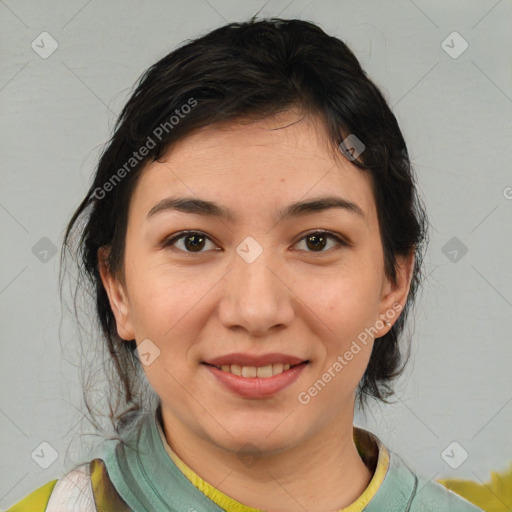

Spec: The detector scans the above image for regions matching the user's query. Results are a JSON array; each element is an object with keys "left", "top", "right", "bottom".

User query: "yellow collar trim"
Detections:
[{"left": 156, "top": 419, "right": 389, "bottom": 512}]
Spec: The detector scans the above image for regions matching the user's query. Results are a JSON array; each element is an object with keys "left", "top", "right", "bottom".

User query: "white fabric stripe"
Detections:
[{"left": 45, "top": 463, "right": 97, "bottom": 512}]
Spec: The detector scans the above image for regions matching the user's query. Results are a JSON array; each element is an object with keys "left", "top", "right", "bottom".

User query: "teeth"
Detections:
[
  {"left": 215, "top": 362, "right": 295, "bottom": 378},
  {"left": 242, "top": 366, "right": 257, "bottom": 378},
  {"left": 257, "top": 365, "right": 273, "bottom": 378},
  {"left": 230, "top": 364, "right": 242, "bottom": 376},
  {"left": 272, "top": 363, "right": 284, "bottom": 375}
]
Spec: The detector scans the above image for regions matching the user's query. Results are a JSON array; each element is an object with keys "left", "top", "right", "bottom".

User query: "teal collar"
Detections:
[
  {"left": 101, "top": 407, "right": 226, "bottom": 512},
  {"left": 99, "top": 406, "right": 480, "bottom": 511}
]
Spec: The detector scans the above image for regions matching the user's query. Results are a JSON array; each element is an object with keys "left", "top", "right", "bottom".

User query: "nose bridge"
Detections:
[
  {"left": 234, "top": 236, "right": 283, "bottom": 305},
  {"left": 219, "top": 236, "right": 293, "bottom": 334}
]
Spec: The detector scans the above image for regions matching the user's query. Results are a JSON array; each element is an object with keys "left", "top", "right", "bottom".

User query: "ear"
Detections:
[
  {"left": 97, "top": 247, "right": 135, "bottom": 341},
  {"left": 376, "top": 249, "right": 415, "bottom": 336}
]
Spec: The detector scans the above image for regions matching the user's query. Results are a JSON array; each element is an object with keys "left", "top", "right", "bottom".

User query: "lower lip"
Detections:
[{"left": 202, "top": 362, "right": 308, "bottom": 398}]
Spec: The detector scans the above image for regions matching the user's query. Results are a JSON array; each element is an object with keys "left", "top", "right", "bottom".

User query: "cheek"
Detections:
[
  {"left": 292, "top": 266, "right": 380, "bottom": 376},
  {"left": 124, "top": 254, "right": 203, "bottom": 335},
  {"left": 296, "top": 265, "right": 381, "bottom": 328},
  {"left": 131, "top": 277, "right": 204, "bottom": 398}
]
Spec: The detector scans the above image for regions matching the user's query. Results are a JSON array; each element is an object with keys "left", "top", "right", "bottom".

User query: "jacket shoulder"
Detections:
[
  {"left": 409, "top": 475, "right": 485, "bottom": 511},
  {"left": 5, "top": 479, "right": 58, "bottom": 512},
  {"left": 4, "top": 458, "right": 131, "bottom": 512},
  {"left": 438, "top": 463, "right": 512, "bottom": 511}
]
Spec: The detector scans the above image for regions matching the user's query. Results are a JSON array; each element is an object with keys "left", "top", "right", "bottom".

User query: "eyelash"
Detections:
[{"left": 161, "top": 230, "right": 349, "bottom": 255}]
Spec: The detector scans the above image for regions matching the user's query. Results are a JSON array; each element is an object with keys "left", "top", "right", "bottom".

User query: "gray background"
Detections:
[{"left": 1, "top": 0, "right": 511, "bottom": 508}]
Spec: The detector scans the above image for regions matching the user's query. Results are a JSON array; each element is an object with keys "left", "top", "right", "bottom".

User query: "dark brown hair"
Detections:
[{"left": 60, "top": 16, "right": 429, "bottom": 435}]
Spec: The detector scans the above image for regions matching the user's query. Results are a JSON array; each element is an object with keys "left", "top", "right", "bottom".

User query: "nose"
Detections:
[{"left": 218, "top": 243, "right": 295, "bottom": 337}]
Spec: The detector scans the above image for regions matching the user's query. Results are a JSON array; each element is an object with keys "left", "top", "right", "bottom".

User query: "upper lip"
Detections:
[{"left": 203, "top": 353, "right": 308, "bottom": 367}]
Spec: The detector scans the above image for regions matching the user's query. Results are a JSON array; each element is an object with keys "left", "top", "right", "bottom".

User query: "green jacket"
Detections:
[{"left": 5, "top": 408, "right": 483, "bottom": 511}]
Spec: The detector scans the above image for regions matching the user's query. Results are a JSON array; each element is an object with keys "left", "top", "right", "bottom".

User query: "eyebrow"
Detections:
[{"left": 146, "top": 195, "right": 366, "bottom": 223}]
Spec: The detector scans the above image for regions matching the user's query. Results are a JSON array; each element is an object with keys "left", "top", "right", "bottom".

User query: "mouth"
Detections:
[
  {"left": 201, "top": 359, "right": 310, "bottom": 398},
  {"left": 201, "top": 361, "right": 309, "bottom": 378}
]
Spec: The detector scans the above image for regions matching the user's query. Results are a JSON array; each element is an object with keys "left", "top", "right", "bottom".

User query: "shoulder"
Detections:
[
  {"left": 438, "top": 463, "right": 512, "bottom": 511},
  {"left": 6, "top": 462, "right": 94, "bottom": 512},
  {"left": 409, "top": 474, "right": 485, "bottom": 511},
  {"left": 386, "top": 452, "right": 485, "bottom": 512},
  {"left": 5, "top": 479, "right": 58, "bottom": 512},
  {"left": 4, "top": 459, "right": 131, "bottom": 512},
  {"left": 370, "top": 447, "right": 484, "bottom": 511}
]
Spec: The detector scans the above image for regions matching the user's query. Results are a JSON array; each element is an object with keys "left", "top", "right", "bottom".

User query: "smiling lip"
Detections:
[
  {"left": 202, "top": 352, "right": 307, "bottom": 367},
  {"left": 202, "top": 353, "right": 309, "bottom": 398}
]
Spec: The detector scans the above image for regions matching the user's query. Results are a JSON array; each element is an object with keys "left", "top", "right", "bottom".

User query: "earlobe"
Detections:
[{"left": 97, "top": 247, "right": 135, "bottom": 341}]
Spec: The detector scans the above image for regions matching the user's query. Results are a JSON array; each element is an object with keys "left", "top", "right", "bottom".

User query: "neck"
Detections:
[{"left": 160, "top": 405, "right": 374, "bottom": 512}]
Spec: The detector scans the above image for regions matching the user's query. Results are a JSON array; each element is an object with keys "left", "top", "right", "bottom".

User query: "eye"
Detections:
[
  {"left": 294, "top": 230, "right": 349, "bottom": 253},
  {"left": 162, "top": 231, "right": 218, "bottom": 253},
  {"left": 162, "top": 230, "right": 349, "bottom": 255}
]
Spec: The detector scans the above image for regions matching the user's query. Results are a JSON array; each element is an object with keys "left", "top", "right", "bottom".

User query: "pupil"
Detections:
[
  {"left": 185, "top": 234, "right": 205, "bottom": 252},
  {"left": 306, "top": 234, "right": 326, "bottom": 251}
]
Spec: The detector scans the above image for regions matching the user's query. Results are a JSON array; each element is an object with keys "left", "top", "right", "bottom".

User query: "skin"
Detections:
[{"left": 99, "top": 108, "right": 414, "bottom": 512}]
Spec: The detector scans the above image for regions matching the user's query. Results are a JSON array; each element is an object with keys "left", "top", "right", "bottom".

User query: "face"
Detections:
[{"left": 99, "top": 109, "right": 413, "bottom": 456}]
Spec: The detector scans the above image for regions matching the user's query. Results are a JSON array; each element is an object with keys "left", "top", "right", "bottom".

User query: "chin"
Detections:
[{"left": 209, "top": 423, "right": 301, "bottom": 458}]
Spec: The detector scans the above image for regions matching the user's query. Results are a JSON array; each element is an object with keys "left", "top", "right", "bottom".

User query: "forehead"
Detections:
[{"left": 130, "top": 111, "right": 376, "bottom": 228}]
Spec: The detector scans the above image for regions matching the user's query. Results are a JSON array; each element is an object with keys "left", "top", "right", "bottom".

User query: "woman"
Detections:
[{"left": 6, "top": 17, "right": 484, "bottom": 512}]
